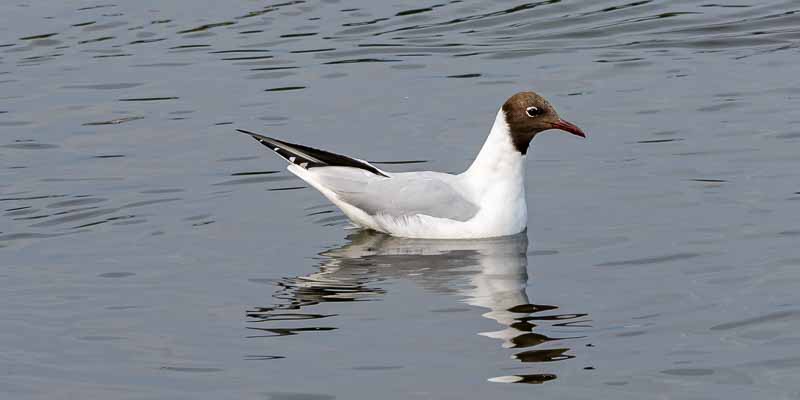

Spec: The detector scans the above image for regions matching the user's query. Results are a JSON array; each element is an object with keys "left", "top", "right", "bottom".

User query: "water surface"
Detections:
[{"left": 2, "top": 0, "right": 800, "bottom": 398}]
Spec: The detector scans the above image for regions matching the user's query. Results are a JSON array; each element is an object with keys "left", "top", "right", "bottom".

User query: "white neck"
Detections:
[
  {"left": 457, "top": 109, "right": 528, "bottom": 236},
  {"left": 463, "top": 109, "right": 526, "bottom": 183}
]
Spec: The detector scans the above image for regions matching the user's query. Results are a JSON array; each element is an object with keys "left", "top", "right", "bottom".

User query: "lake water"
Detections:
[{"left": 2, "top": 0, "right": 800, "bottom": 398}]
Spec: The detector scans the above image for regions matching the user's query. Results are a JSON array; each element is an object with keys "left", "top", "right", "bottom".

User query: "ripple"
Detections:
[
  {"left": 351, "top": 365, "right": 404, "bottom": 371},
  {"left": 0, "top": 194, "right": 67, "bottom": 202},
  {"left": 139, "top": 188, "right": 184, "bottom": 194},
  {"left": 131, "top": 63, "right": 190, "bottom": 67},
  {"left": 79, "top": 335, "right": 123, "bottom": 341},
  {"left": 279, "top": 32, "right": 317, "bottom": 38},
  {"left": 264, "top": 85, "right": 306, "bottom": 92},
  {"left": 290, "top": 48, "right": 336, "bottom": 54},
  {"left": 691, "top": 178, "right": 727, "bottom": 183},
  {"left": 0, "top": 121, "right": 34, "bottom": 127},
  {"left": 447, "top": 73, "right": 481, "bottom": 78},
  {"left": 169, "top": 44, "right": 211, "bottom": 50},
  {"left": 128, "top": 38, "right": 166, "bottom": 45},
  {"left": 246, "top": 326, "right": 337, "bottom": 338},
  {"left": 595, "top": 252, "right": 703, "bottom": 267},
  {"left": 83, "top": 21, "right": 128, "bottom": 32},
  {"left": 209, "top": 49, "right": 271, "bottom": 54},
  {"left": 98, "top": 272, "right": 135, "bottom": 278},
  {"left": 637, "top": 138, "right": 683, "bottom": 143},
  {"left": 19, "top": 33, "right": 59, "bottom": 40},
  {"left": 217, "top": 156, "right": 260, "bottom": 162},
  {"left": 710, "top": 310, "right": 800, "bottom": 331},
  {"left": 263, "top": 392, "right": 335, "bottom": 400},
  {"left": 92, "top": 53, "right": 132, "bottom": 59},
  {"left": 76, "top": 4, "right": 115, "bottom": 11},
  {"left": 160, "top": 366, "right": 223, "bottom": 373},
  {"left": 212, "top": 175, "right": 293, "bottom": 186},
  {"left": 177, "top": 22, "right": 235, "bottom": 34},
  {"left": 1, "top": 141, "right": 57, "bottom": 149},
  {"left": 0, "top": 232, "right": 71, "bottom": 242},
  {"left": 396, "top": 7, "right": 435, "bottom": 17},
  {"left": 322, "top": 58, "right": 400, "bottom": 64},
  {"left": 78, "top": 36, "right": 115, "bottom": 45},
  {"left": 82, "top": 116, "right": 144, "bottom": 126},
  {"left": 47, "top": 197, "right": 107, "bottom": 208},
  {"left": 230, "top": 171, "right": 280, "bottom": 176},
  {"left": 247, "top": 71, "right": 296, "bottom": 80},
  {"left": 118, "top": 97, "right": 179, "bottom": 102},
  {"left": 250, "top": 66, "right": 299, "bottom": 71},
  {"left": 221, "top": 55, "right": 274, "bottom": 61},
  {"left": 62, "top": 82, "right": 144, "bottom": 90},
  {"left": 661, "top": 368, "right": 715, "bottom": 376}
]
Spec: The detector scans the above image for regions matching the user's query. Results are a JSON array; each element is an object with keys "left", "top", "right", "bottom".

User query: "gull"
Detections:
[{"left": 237, "top": 91, "right": 586, "bottom": 239}]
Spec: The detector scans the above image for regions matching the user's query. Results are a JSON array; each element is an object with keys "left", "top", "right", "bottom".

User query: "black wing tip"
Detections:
[
  {"left": 236, "top": 128, "right": 262, "bottom": 138},
  {"left": 236, "top": 128, "right": 276, "bottom": 144},
  {"left": 234, "top": 129, "right": 390, "bottom": 177}
]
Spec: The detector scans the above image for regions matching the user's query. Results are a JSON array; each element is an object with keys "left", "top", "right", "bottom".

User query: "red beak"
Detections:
[{"left": 551, "top": 119, "right": 586, "bottom": 138}]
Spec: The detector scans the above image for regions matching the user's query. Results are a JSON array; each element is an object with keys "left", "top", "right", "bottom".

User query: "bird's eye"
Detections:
[{"left": 526, "top": 106, "right": 541, "bottom": 117}]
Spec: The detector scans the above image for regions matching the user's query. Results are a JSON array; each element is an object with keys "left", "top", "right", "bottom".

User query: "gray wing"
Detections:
[{"left": 310, "top": 168, "right": 479, "bottom": 222}]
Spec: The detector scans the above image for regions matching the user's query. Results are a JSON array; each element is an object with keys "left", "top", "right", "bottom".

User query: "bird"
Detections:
[{"left": 237, "top": 91, "right": 586, "bottom": 239}]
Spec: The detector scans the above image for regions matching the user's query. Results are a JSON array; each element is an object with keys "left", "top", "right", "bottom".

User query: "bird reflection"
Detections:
[{"left": 247, "top": 230, "right": 589, "bottom": 384}]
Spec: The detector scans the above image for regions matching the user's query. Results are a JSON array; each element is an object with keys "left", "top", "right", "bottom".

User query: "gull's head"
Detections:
[{"left": 501, "top": 91, "right": 586, "bottom": 154}]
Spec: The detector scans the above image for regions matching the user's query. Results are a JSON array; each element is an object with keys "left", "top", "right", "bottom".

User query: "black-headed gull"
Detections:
[{"left": 237, "top": 91, "right": 585, "bottom": 239}]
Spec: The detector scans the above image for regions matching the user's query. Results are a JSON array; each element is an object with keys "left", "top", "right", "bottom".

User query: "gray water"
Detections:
[{"left": 2, "top": 0, "right": 800, "bottom": 398}]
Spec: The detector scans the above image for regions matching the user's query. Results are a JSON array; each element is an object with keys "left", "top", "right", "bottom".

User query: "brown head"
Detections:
[{"left": 501, "top": 91, "right": 586, "bottom": 154}]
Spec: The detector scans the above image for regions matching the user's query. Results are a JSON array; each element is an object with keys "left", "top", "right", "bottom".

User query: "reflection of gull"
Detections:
[
  {"left": 460, "top": 237, "right": 530, "bottom": 348},
  {"left": 249, "top": 230, "right": 587, "bottom": 384},
  {"left": 318, "top": 230, "right": 529, "bottom": 305}
]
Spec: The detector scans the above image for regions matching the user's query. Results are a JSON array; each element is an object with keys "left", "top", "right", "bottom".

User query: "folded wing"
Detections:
[
  {"left": 310, "top": 168, "right": 479, "bottom": 222},
  {"left": 239, "top": 129, "right": 479, "bottom": 222}
]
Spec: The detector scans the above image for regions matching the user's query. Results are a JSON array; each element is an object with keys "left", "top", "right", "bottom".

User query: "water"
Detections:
[{"left": 2, "top": 0, "right": 800, "bottom": 398}]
